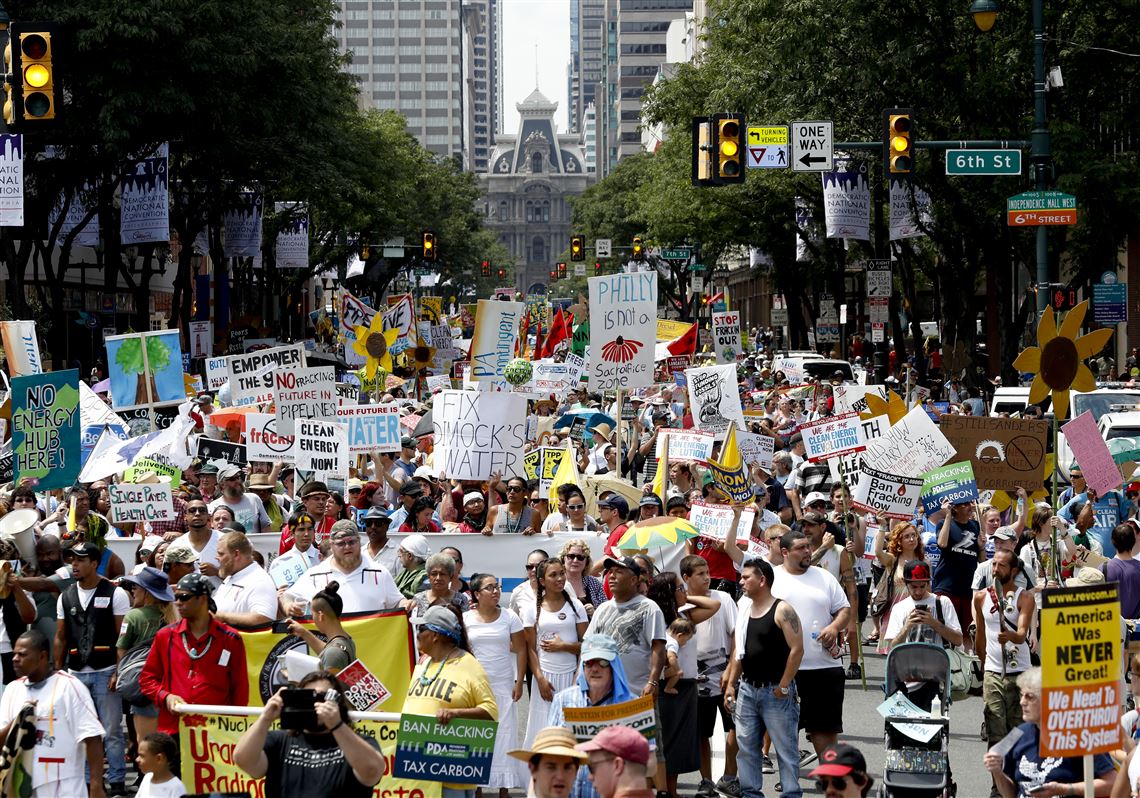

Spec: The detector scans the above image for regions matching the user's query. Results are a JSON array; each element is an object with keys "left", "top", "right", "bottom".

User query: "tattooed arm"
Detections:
[{"left": 774, "top": 600, "right": 804, "bottom": 694}]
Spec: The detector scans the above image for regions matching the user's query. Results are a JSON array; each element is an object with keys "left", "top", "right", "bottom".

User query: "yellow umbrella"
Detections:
[{"left": 616, "top": 515, "right": 698, "bottom": 550}]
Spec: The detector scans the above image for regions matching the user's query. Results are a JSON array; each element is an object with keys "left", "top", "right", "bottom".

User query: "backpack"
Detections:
[
  {"left": 933, "top": 598, "right": 982, "bottom": 700},
  {"left": 115, "top": 640, "right": 155, "bottom": 707}
]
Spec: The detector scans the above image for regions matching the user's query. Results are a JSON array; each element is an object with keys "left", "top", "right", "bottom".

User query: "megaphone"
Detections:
[{"left": 0, "top": 508, "right": 38, "bottom": 564}]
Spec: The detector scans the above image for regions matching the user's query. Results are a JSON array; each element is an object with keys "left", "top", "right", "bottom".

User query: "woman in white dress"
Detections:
[
  {"left": 520, "top": 557, "right": 588, "bottom": 749},
  {"left": 463, "top": 573, "right": 527, "bottom": 798}
]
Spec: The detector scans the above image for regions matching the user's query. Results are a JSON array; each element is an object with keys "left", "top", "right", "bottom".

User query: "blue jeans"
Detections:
[
  {"left": 734, "top": 680, "right": 802, "bottom": 798},
  {"left": 75, "top": 668, "right": 125, "bottom": 784}
]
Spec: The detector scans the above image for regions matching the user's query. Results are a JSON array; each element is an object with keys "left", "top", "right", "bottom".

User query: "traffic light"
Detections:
[
  {"left": 4, "top": 23, "right": 59, "bottom": 126},
  {"left": 691, "top": 118, "right": 713, "bottom": 186},
  {"left": 422, "top": 230, "right": 437, "bottom": 261},
  {"left": 884, "top": 108, "right": 914, "bottom": 176},
  {"left": 550, "top": 269, "right": 557, "bottom": 280},
  {"left": 497, "top": 268, "right": 505, "bottom": 279},
  {"left": 594, "top": 262, "right": 602, "bottom": 274},
  {"left": 557, "top": 262, "right": 567, "bottom": 279},
  {"left": 713, "top": 113, "right": 745, "bottom": 184},
  {"left": 1049, "top": 283, "right": 1079, "bottom": 312},
  {"left": 632, "top": 237, "right": 644, "bottom": 261},
  {"left": 360, "top": 244, "right": 370, "bottom": 260},
  {"left": 570, "top": 235, "right": 584, "bottom": 261},
  {"left": 481, "top": 260, "right": 491, "bottom": 277}
]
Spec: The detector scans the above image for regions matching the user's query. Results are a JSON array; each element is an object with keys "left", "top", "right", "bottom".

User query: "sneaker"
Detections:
[
  {"left": 845, "top": 663, "right": 862, "bottom": 680},
  {"left": 715, "top": 775, "right": 741, "bottom": 798},
  {"left": 696, "top": 779, "right": 717, "bottom": 798},
  {"left": 107, "top": 783, "right": 127, "bottom": 798},
  {"left": 798, "top": 749, "right": 817, "bottom": 768},
  {"left": 762, "top": 754, "right": 776, "bottom": 774}
]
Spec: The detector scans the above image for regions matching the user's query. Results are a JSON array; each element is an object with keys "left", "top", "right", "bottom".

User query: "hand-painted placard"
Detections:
[
  {"left": 227, "top": 344, "right": 306, "bottom": 406},
  {"left": 108, "top": 482, "right": 175, "bottom": 523},
  {"left": 798, "top": 412, "right": 866, "bottom": 462},
  {"left": 588, "top": 272, "right": 657, "bottom": 392},
  {"left": 204, "top": 356, "right": 229, "bottom": 391},
  {"left": 394, "top": 714, "right": 497, "bottom": 784},
  {"left": 105, "top": 330, "right": 187, "bottom": 411},
  {"left": 273, "top": 366, "right": 337, "bottom": 435},
  {"left": 296, "top": 419, "right": 349, "bottom": 480},
  {"left": 336, "top": 404, "right": 402, "bottom": 454},
  {"left": 686, "top": 363, "right": 746, "bottom": 440},
  {"left": 469, "top": 299, "right": 522, "bottom": 384},
  {"left": 11, "top": 370, "right": 80, "bottom": 491},
  {"left": 736, "top": 429, "right": 775, "bottom": 470},
  {"left": 431, "top": 390, "right": 526, "bottom": 479},
  {"left": 833, "top": 384, "right": 887, "bottom": 415},
  {"left": 919, "top": 461, "right": 979, "bottom": 513},
  {"left": 862, "top": 405, "right": 955, "bottom": 476},
  {"left": 1062, "top": 410, "right": 1123, "bottom": 495},
  {"left": 852, "top": 462, "right": 923, "bottom": 519},
  {"left": 711, "top": 311, "right": 742, "bottom": 363},
  {"left": 941, "top": 414, "right": 1050, "bottom": 491}
]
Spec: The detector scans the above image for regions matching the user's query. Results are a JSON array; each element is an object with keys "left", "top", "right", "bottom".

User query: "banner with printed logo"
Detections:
[
  {"left": 0, "top": 320, "right": 43, "bottom": 376},
  {"left": 273, "top": 201, "right": 309, "bottom": 268},
  {"left": 563, "top": 695, "right": 658, "bottom": 751},
  {"left": 852, "top": 462, "right": 923, "bottom": 519},
  {"left": 245, "top": 413, "right": 296, "bottom": 462},
  {"left": 395, "top": 716, "right": 497, "bottom": 783},
  {"left": 120, "top": 142, "right": 169, "bottom": 243},
  {"left": 336, "top": 404, "right": 403, "bottom": 454},
  {"left": 588, "top": 272, "right": 657, "bottom": 392},
  {"left": 656, "top": 430, "right": 715, "bottom": 463},
  {"left": 889, "top": 178, "right": 932, "bottom": 241},
  {"left": 50, "top": 185, "right": 99, "bottom": 247},
  {"left": 223, "top": 191, "right": 263, "bottom": 258},
  {"left": 822, "top": 168, "right": 870, "bottom": 241},
  {"left": 919, "top": 461, "right": 979, "bottom": 513},
  {"left": 0, "top": 135, "right": 23, "bottom": 226},
  {"left": 798, "top": 412, "right": 867, "bottom": 462},
  {"left": 432, "top": 390, "right": 526, "bottom": 479},
  {"left": 11, "top": 370, "right": 80, "bottom": 491},
  {"left": 686, "top": 363, "right": 746, "bottom": 440},
  {"left": 469, "top": 299, "right": 522, "bottom": 384}
]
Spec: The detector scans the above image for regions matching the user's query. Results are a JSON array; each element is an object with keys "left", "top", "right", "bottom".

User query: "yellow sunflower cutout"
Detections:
[
  {"left": 1012, "top": 299, "right": 1112, "bottom": 420},
  {"left": 352, "top": 313, "right": 398, "bottom": 382},
  {"left": 861, "top": 390, "right": 910, "bottom": 424},
  {"left": 409, "top": 336, "right": 437, "bottom": 372}
]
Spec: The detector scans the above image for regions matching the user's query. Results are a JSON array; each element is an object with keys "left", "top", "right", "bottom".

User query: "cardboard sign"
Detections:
[
  {"left": 1040, "top": 584, "right": 1121, "bottom": 757},
  {"left": 828, "top": 452, "right": 864, "bottom": 491},
  {"left": 656, "top": 430, "right": 715, "bottom": 463},
  {"left": 862, "top": 405, "right": 955, "bottom": 476},
  {"left": 711, "top": 311, "right": 742, "bottom": 362},
  {"left": 686, "top": 363, "right": 746, "bottom": 440},
  {"left": 394, "top": 715, "right": 497, "bottom": 783},
  {"left": 833, "top": 384, "right": 887, "bottom": 415},
  {"left": 689, "top": 500, "right": 757, "bottom": 541},
  {"left": 336, "top": 404, "right": 402, "bottom": 454},
  {"left": 938, "top": 414, "right": 1050, "bottom": 492},
  {"left": 227, "top": 344, "right": 306, "bottom": 406},
  {"left": 919, "top": 461, "right": 979, "bottom": 513},
  {"left": 588, "top": 272, "right": 657, "bottom": 392},
  {"left": 431, "top": 390, "right": 526, "bottom": 479},
  {"left": 1062, "top": 411, "right": 1123, "bottom": 495},
  {"left": 773, "top": 357, "right": 802, "bottom": 382},
  {"left": 273, "top": 366, "right": 336, "bottom": 435},
  {"left": 196, "top": 438, "right": 248, "bottom": 467},
  {"left": 11, "top": 370, "right": 80, "bottom": 491},
  {"left": 245, "top": 413, "right": 296, "bottom": 462},
  {"left": 296, "top": 419, "right": 349, "bottom": 480},
  {"left": 337, "top": 659, "right": 391, "bottom": 712},
  {"left": 108, "top": 482, "right": 174, "bottom": 523},
  {"left": 852, "top": 462, "right": 923, "bottom": 519},
  {"left": 204, "top": 356, "right": 229, "bottom": 391},
  {"left": 798, "top": 412, "right": 866, "bottom": 462},
  {"left": 736, "top": 429, "right": 775, "bottom": 470}
]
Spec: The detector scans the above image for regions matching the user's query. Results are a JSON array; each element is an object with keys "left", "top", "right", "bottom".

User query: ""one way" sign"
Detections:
[{"left": 791, "top": 121, "right": 833, "bottom": 172}]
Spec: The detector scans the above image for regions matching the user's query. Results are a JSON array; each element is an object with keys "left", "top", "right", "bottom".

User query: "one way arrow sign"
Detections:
[{"left": 791, "top": 120, "right": 833, "bottom": 172}]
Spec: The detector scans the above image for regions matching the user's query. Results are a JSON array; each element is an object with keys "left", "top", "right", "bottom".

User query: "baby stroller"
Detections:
[{"left": 878, "top": 641, "right": 956, "bottom": 798}]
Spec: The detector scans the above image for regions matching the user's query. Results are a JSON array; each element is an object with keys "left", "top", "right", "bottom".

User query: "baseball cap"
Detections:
[
  {"left": 902, "top": 560, "right": 932, "bottom": 582},
  {"left": 809, "top": 743, "right": 867, "bottom": 778},
  {"left": 412, "top": 605, "right": 462, "bottom": 635},
  {"left": 195, "top": 393, "right": 213, "bottom": 405},
  {"left": 163, "top": 541, "right": 199, "bottom": 564},
  {"left": 800, "top": 510, "right": 828, "bottom": 526},
  {"left": 639, "top": 494, "right": 663, "bottom": 508},
  {"left": 401, "top": 436, "right": 417, "bottom": 449},
  {"left": 329, "top": 519, "right": 360, "bottom": 541},
  {"left": 598, "top": 495, "right": 629, "bottom": 517},
  {"left": 176, "top": 572, "right": 215, "bottom": 597},
  {"left": 576, "top": 726, "right": 650, "bottom": 766},
  {"left": 804, "top": 491, "right": 829, "bottom": 507},
  {"left": 992, "top": 525, "right": 1018, "bottom": 541},
  {"left": 70, "top": 542, "right": 102, "bottom": 560},
  {"left": 602, "top": 556, "right": 643, "bottom": 576},
  {"left": 399, "top": 481, "right": 424, "bottom": 497},
  {"left": 346, "top": 478, "right": 364, "bottom": 492},
  {"left": 413, "top": 465, "right": 437, "bottom": 481},
  {"left": 580, "top": 633, "right": 619, "bottom": 663}
]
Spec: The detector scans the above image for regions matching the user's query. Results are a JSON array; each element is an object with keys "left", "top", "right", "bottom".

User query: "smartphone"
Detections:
[{"left": 1026, "top": 785, "right": 1048, "bottom": 795}]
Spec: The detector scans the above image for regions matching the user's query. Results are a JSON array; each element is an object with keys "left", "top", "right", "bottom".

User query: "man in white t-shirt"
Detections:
[
  {"left": 770, "top": 530, "right": 850, "bottom": 757},
  {"left": 214, "top": 531, "right": 280, "bottom": 626},
  {"left": 0, "top": 630, "right": 107, "bottom": 798},
  {"left": 174, "top": 497, "right": 224, "bottom": 587},
  {"left": 207, "top": 465, "right": 271, "bottom": 534},
  {"left": 284, "top": 520, "right": 402, "bottom": 615}
]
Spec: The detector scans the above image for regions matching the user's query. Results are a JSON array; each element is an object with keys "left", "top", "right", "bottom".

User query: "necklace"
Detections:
[
  {"left": 181, "top": 630, "right": 213, "bottom": 660},
  {"left": 505, "top": 506, "right": 524, "bottom": 534},
  {"left": 417, "top": 647, "right": 458, "bottom": 686}
]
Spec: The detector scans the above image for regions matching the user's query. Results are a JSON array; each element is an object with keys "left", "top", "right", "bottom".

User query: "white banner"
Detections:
[
  {"left": 51, "top": 185, "right": 98, "bottom": 246},
  {"left": 273, "top": 366, "right": 337, "bottom": 435},
  {"left": 0, "top": 320, "right": 42, "bottom": 376},
  {"left": 822, "top": 169, "right": 870, "bottom": 241},
  {"left": 711, "top": 311, "right": 742, "bottom": 363},
  {"left": 227, "top": 344, "right": 306, "bottom": 406},
  {"left": 863, "top": 405, "right": 955, "bottom": 476},
  {"left": 296, "top": 419, "right": 349, "bottom": 481},
  {"left": 274, "top": 201, "right": 309, "bottom": 268},
  {"left": 656, "top": 430, "right": 715, "bottom": 463},
  {"left": 689, "top": 500, "right": 757, "bottom": 541},
  {"left": 108, "top": 482, "right": 174, "bottom": 523},
  {"left": 469, "top": 299, "right": 522, "bottom": 384},
  {"left": 686, "top": 363, "right": 746, "bottom": 440},
  {"left": 851, "top": 462, "right": 923, "bottom": 519},
  {"left": 588, "top": 273, "right": 657, "bottom": 392},
  {"left": 223, "top": 192, "right": 263, "bottom": 258},
  {"left": 736, "top": 429, "right": 775, "bottom": 470},
  {"left": 833, "top": 384, "right": 887, "bottom": 415},
  {"left": 336, "top": 404, "right": 402, "bottom": 454},
  {"left": 798, "top": 412, "right": 867, "bottom": 462},
  {"left": 889, "top": 178, "right": 933, "bottom": 241},
  {"left": 431, "top": 390, "right": 526, "bottom": 479},
  {"left": 0, "top": 135, "right": 23, "bottom": 227},
  {"left": 245, "top": 413, "right": 296, "bottom": 462},
  {"left": 120, "top": 142, "right": 169, "bottom": 244}
]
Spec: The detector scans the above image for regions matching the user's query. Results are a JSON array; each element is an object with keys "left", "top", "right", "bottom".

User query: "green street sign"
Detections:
[
  {"left": 661, "top": 248, "right": 691, "bottom": 261},
  {"left": 1007, "top": 190, "right": 1077, "bottom": 211},
  {"left": 945, "top": 149, "right": 1022, "bottom": 176}
]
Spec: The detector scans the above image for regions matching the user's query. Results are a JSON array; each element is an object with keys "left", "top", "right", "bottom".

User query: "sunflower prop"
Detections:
[
  {"left": 616, "top": 515, "right": 699, "bottom": 550},
  {"left": 408, "top": 336, "right": 437, "bottom": 371},
  {"left": 1012, "top": 299, "right": 1112, "bottom": 420},
  {"left": 861, "top": 390, "right": 910, "bottom": 424},
  {"left": 352, "top": 313, "right": 399, "bottom": 383}
]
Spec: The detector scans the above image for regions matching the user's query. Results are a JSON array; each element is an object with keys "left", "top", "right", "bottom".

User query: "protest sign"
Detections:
[
  {"left": 431, "top": 390, "right": 526, "bottom": 479},
  {"left": 245, "top": 413, "right": 296, "bottom": 462},
  {"left": 340, "top": 291, "right": 376, "bottom": 367},
  {"left": 0, "top": 320, "right": 43, "bottom": 376},
  {"left": 706, "top": 423, "right": 754, "bottom": 504},
  {"left": 273, "top": 366, "right": 336, "bottom": 435},
  {"left": 939, "top": 415, "right": 1049, "bottom": 492},
  {"left": 833, "top": 384, "right": 887, "bottom": 415},
  {"left": 204, "top": 356, "right": 229, "bottom": 391},
  {"left": 563, "top": 695, "right": 657, "bottom": 749},
  {"left": 227, "top": 344, "right": 306, "bottom": 406},
  {"left": 711, "top": 311, "right": 742, "bottom": 362},
  {"left": 105, "top": 330, "right": 186, "bottom": 411},
  {"left": 686, "top": 363, "right": 746, "bottom": 439},
  {"left": 296, "top": 419, "right": 349, "bottom": 480},
  {"left": 336, "top": 404, "right": 402, "bottom": 454},
  {"left": 337, "top": 659, "right": 392, "bottom": 712},
  {"left": 124, "top": 456, "right": 182, "bottom": 488},
  {"left": 798, "top": 412, "right": 866, "bottom": 462},
  {"left": 394, "top": 715, "right": 497, "bottom": 783},
  {"left": 852, "top": 462, "right": 923, "bottom": 519},
  {"left": 588, "top": 272, "right": 657, "bottom": 392},
  {"left": 11, "top": 370, "right": 80, "bottom": 491},
  {"left": 529, "top": 360, "right": 574, "bottom": 395},
  {"left": 656, "top": 430, "right": 715, "bottom": 463},
  {"left": 1040, "top": 584, "right": 1121, "bottom": 757},
  {"left": 336, "top": 382, "right": 360, "bottom": 405},
  {"left": 828, "top": 452, "right": 864, "bottom": 491},
  {"left": 108, "top": 482, "right": 174, "bottom": 523},
  {"left": 689, "top": 500, "right": 757, "bottom": 542},
  {"left": 469, "top": 299, "right": 522, "bottom": 384},
  {"left": 862, "top": 405, "right": 955, "bottom": 476},
  {"left": 523, "top": 446, "right": 565, "bottom": 498},
  {"left": 1062, "top": 411, "right": 1123, "bottom": 495},
  {"left": 196, "top": 438, "right": 248, "bottom": 467},
  {"left": 426, "top": 374, "right": 452, "bottom": 394},
  {"left": 772, "top": 357, "right": 802, "bottom": 383},
  {"left": 919, "top": 461, "right": 979, "bottom": 513},
  {"left": 736, "top": 430, "right": 775, "bottom": 470}
]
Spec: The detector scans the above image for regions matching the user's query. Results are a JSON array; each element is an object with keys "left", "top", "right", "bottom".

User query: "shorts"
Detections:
[
  {"left": 794, "top": 667, "right": 845, "bottom": 734},
  {"left": 936, "top": 591, "right": 973, "bottom": 634},
  {"left": 697, "top": 692, "right": 735, "bottom": 737},
  {"left": 130, "top": 699, "right": 159, "bottom": 718}
]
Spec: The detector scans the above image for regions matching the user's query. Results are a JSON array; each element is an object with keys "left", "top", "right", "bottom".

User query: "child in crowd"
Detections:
[
  {"left": 664, "top": 617, "right": 695, "bottom": 694},
  {"left": 135, "top": 732, "right": 186, "bottom": 798}
]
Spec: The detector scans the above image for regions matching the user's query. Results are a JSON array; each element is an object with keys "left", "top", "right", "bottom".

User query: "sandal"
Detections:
[{"left": 862, "top": 633, "right": 879, "bottom": 646}]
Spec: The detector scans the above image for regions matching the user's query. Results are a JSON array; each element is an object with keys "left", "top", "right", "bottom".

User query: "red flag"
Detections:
[
  {"left": 666, "top": 323, "right": 697, "bottom": 356},
  {"left": 543, "top": 307, "right": 568, "bottom": 357},
  {"left": 532, "top": 318, "right": 545, "bottom": 360}
]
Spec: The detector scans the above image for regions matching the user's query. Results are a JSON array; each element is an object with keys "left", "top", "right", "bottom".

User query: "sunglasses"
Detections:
[
  {"left": 564, "top": 553, "right": 587, "bottom": 561},
  {"left": 186, "top": 507, "right": 209, "bottom": 514},
  {"left": 526, "top": 562, "right": 547, "bottom": 571},
  {"left": 174, "top": 593, "right": 198, "bottom": 602},
  {"left": 364, "top": 520, "right": 388, "bottom": 527},
  {"left": 815, "top": 774, "right": 866, "bottom": 792},
  {"left": 506, "top": 485, "right": 525, "bottom": 493},
  {"left": 528, "top": 499, "right": 542, "bottom": 506},
  {"left": 566, "top": 504, "right": 585, "bottom": 510}
]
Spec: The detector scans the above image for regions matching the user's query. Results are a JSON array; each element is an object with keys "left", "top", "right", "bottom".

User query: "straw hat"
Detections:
[{"left": 509, "top": 727, "right": 588, "bottom": 763}]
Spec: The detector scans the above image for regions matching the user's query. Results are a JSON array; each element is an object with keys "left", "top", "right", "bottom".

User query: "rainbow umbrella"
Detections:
[{"left": 616, "top": 514, "right": 698, "bottom": 550}]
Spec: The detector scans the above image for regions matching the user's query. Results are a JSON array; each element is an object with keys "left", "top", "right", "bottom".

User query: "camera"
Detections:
[{"left": 279, "top": 688, "right": 339, "bottom": 731}]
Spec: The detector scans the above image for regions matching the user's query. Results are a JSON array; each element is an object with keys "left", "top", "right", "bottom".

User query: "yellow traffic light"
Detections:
[
  {"left": 632, "top": 236, "right": 644, "bottom": 261},
  {"left": 884, "top": 109, "right": 914, "bottom": 175},
  {"left": 714, "top": 113, "right": 745, "bottom": 184},
  {"left": 422, "top": 230, "right": 437, "bottom": 261},
  {"left": 16, "top": 26, "right": 56, "bottom": 122},
  {"left": 692, "top": 119, "right": 713, "bottom": 185},
  {"left": 570, "top": 235, "right": 584, "bottom": 261}
]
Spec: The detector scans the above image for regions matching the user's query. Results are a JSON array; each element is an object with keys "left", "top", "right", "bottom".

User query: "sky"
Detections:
[{"left": 501, "top": 0, "right": 571, "bottom": 135}]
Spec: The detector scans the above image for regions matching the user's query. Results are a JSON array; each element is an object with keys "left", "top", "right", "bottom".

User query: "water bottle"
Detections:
[
  {"left": 810, "top": 619, "right": 821, "bottom": 646},
  {"left": 930, "top": 695, "right": 942, "bottom": 718}
]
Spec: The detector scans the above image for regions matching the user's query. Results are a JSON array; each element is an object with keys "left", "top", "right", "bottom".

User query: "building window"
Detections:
[
  {"left": 531, "top": 152, "right": 543, "bottom": 173},
  {"left": 532, "top": 237, "right": 545, "bottom": 263},
  {"left": 499, "top": 201, "right": 509, "bottom": 221}
]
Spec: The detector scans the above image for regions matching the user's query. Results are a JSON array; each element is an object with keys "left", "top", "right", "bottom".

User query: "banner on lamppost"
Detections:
[
  {"left": 0, "top": 135, "right": 23, "bottom": 227},
  {"left": 223, "top": 191, "right": 263, "bottom": 258},
  {"left": 274, "top": 201, "right": 309, "bottom": 268},
  {"left": 120, "top": 142, "right": 169, "bottom": 243},
  {"left": 822, "top": 169, "right": 870, "bottom": 241}
]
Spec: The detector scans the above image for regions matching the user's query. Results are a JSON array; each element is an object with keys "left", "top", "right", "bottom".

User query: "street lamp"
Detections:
[{"left": 970, "top": 0, "right": 1052, "bottom": 313}]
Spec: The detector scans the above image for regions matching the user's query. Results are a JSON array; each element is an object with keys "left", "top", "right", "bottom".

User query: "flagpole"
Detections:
[
  {"left": 615, "top": 389, "right": 624, "bottom": 478},
  {"left": 839, "top": 470, "right": 867, "bottom": 691}
]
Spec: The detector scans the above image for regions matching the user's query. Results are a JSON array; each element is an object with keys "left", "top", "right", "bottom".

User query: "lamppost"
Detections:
[{"left": 970, "top": 0, "right": 1052, "bottom": 312}]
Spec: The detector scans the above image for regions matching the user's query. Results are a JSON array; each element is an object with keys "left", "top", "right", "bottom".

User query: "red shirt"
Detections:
[
  {"left": 140, "top": 617, "right": 249, "bottom": 735},
  {"left": 691, "top": 536, "right": 739, "bottom": 582}
]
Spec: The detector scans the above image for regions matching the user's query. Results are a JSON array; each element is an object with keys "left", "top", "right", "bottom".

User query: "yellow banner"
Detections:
[
  {"left": 420, "top": 296, "right": 443, "bottom": 324},
  {"left": 656, "top": 319, "right": 694, "bottom": 342},
  {"left": 239, "top": 609, "right": 413, "bottom": 708},
  {"left": 1040, "top": 584, "right": 1121, "bottom": 757},
  {"left": 180, "top": 711, "right": 441, "bottom": 798}
]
